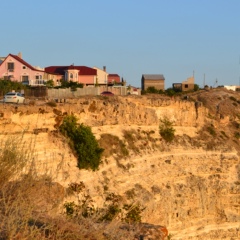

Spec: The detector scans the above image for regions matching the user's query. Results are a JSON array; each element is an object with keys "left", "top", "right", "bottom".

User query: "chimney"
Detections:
[
  {"left": 103, "top": 66, "right": 106, "bottom": 72},
  {"left": 18, "top": 52, "right": 22, "bottom": 59}
]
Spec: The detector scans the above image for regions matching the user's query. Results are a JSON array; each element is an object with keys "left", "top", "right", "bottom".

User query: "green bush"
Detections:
[
  {"left": 207, "top": 126, "right": 216, "bottom": 136},
  {"left": 46, "top": 100, "right": 57, "bottom": 107},
  {"left": 229, "top": 96, "right": 237, "bottom": 101},
  {"left": 0, "top": 80, "right": 26, "bottom": 95},
  {"left": 146, "top": 86, "right": 159, "bottom": 94},
  {"left": 159, "top": 117, "right": 175, "bottom": 142},
  {"left": 59, "top": 115, "right": 104, "bottom": 171},
  {"left": 59, "top": 80, "right": 83, "bottom": 89},
  {"left": 99, "top": 204, "right": 121, "bottom": 221},
  {"left": 123, "top": 204, "right": 145, "bottom": 223},
  {"left": 194, "top": 84, "right": 200, "bottom": 91},
  {"left": 234, "top": 132, "right": 240, "bottom": 139}
]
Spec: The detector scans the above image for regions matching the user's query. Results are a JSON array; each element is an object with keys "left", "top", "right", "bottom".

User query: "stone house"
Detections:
[
  {"left": 141, "top": 74, "right": 165, "bottom": 91},
  {"left": 173, "top": 76, "right": 195, "bottom": 92}
]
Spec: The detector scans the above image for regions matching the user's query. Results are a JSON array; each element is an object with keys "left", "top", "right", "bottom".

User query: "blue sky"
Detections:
[{"left": 1, "top": 0, "right": 240, "bottom": 88}]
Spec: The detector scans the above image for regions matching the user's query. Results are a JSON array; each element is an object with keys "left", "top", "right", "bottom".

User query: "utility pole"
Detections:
[{"left": 203, "top": 73, "right": 205, "bottom": 88}]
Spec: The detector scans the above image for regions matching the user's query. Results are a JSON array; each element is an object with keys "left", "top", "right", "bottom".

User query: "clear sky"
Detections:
[{"left": 1, "top": 0, "right": 240, "bottom": 88}]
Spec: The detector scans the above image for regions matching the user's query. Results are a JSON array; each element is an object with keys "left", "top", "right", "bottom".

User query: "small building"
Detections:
[
  {"left": 182, "top": 76, "right": 194, "bottom": 91},
  {"left": 172, "top": 76, "right": 195, "bottom": 92},
  {"left": 141, "top": 74, "right": 165, "bottom": 91},
  {"left": 224, "top": 85, "right": 240, "bottom": 91},
  {"left": 172, "top": 83, "right": 182, "bottom": 92},
  {"left": 108, "top": 74, "right": 121, "bottom": 85},
  {"left": 94, "top": 66, "right": 121, "bottom": 86}
]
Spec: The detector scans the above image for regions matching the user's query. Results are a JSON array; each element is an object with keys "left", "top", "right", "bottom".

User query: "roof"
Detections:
[
  {"left": 142, "top": 74, "right": 165, "bottom": 80},
  {"left": 108, "top": 74, "right": 120, "bottom": 77},
  {"left": 1, "top": 54, "right": 44, "bottom": 72},
  {"left": 45, "top": 66, "right": 97, "bottom": 75}
]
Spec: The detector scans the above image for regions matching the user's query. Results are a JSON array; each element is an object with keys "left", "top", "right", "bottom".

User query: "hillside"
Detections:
[{"left": 0, "top": 88, "right": 239, "bottom": 239}]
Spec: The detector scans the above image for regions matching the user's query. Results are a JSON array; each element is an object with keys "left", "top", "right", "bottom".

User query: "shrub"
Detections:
[
  {"left": 234, "top": 132, "right": 240, "bottom": 139},
  {"left": 99, "top": 204, "right": 121, "bottom": 222},
  {"left": 194, "top": 84, "right": 200, "bottom": 91},
  {"left": 207, "top": 126, "right": 216, "bottom": 136},
  {"left": 122, "top": 204, "right": 145, "bottom": 223},
  {"left": 46, "top": 100, "right": 57, "bottom": 107},
  {"left": 146, "top": 86, "right": 159, "bottom": 94},
  {"left": 229, "top": 96, "right": 237, "bottom": 101},
  {"left": 165, "top": 88, "right": 176, "bottom": 97},
  {"left": 98, "top": 134, "right": 129, "bottom": 158},
  {"left": 159, "top": 117, "right": 175, "bottom": 142},
  {"left": 59, "top": 115, "right": 104, "bottom": 171}
]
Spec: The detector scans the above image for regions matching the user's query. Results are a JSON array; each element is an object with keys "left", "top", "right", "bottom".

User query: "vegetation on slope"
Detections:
[{"left": 59, "top": 115, "right": 104, "bottom": 171}]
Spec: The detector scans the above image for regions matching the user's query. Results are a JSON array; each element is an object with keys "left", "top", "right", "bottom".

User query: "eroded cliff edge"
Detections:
[{"left": 0, "top": 89, "right": 239, "bottom": 239}]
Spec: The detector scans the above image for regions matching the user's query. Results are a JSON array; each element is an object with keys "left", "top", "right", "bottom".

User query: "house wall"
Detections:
[
  {"left": 182, "top": 77, "right": 194, "bottom": 91},
  {"left": 0, "top": 55, "right": 44, "bottom": 83},
  {"left": 172, "top": 83, "right": 182, "bottom": 91},
  {"left": 78, "top": 75, "right": 95, "bottom": 85},
  {"left": 108, "top": 75, "right": 121, "bottom": 84},
  {"left": 142, "top": 79, "right": 165, "bottom": 91},
  {"left": 93, "top": 67, "right": 108, "bottom": 85},
  {"left": 65, "top": 69, "right": 79, "bottom": 82},
  {"left": 224, "top": 85, "right": 239, "bottom": 91},
  {"left": 44, "top": 73, "right": 63, "bottom": 85}
]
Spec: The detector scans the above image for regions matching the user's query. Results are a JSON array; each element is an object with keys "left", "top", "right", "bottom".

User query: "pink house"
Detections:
[
  {"left": 44, "top": 65, "right": 97, "bottom": 86},
  {"left": 0, "top": 53, "right": 45, "bottom": 85}
]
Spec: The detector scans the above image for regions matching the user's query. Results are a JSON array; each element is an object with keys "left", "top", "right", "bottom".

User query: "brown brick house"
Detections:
[{"left": 141, "top": 74, "right": 165, "bottom": 91}]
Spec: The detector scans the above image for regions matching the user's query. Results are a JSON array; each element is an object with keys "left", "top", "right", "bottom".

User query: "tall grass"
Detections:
[{"left": 0, "top": 134, "right": 148, "bottom": 239}]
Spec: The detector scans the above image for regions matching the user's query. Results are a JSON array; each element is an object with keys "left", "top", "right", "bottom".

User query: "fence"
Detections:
[{"left": 0, "top": 86, "right": 129, "bottom": 100}]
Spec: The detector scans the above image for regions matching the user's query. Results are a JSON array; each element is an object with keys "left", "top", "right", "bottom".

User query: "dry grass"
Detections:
[{"left": 0, "top": 134, "right": 154, "bottom": 239}]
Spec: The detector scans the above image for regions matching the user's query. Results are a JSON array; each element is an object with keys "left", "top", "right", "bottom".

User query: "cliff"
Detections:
[{"left": 0, "top": 88, "right": 239, "bottom": 239}]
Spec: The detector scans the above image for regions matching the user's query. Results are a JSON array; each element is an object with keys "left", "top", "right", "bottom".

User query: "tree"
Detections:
[
  {"left": 146, "top": 86, "right": 159, "bottom": 94},
  {"left": 159, "top": 117, "right": 175, "bottom": 142},
  {"left": 165, "top": 88, "right": 176, "bottom": 97},
  {"left": 0, "top": 80, "right": 25, "bottom": 95},
  {"left": 45, "top": 80, "right": 54, "bottom": 88},
  {"left": 194, "top": 84, "right": 199, "bottom": 91},
  {"left": 59, "top": 115, "right": 104, "bottom": 171}
]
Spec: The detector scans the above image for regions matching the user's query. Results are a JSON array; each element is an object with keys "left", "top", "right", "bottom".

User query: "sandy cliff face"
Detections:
[{"left": 0, "top": 94, "right": 239, "bottom": 239}]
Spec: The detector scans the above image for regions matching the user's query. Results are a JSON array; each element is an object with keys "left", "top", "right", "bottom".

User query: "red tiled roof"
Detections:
[
  {"left": 6, "top": 54, "right": 44, "bottom": 72},
  {"left": 45, "top": 66, "right": 97, "bottom": 76},
  {"left": 108, "top": 74, "right": 120, "bottom": 77}
]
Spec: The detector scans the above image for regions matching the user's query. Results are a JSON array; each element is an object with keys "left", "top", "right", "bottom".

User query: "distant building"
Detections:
[
  {"left": 44, "top": 65, "right": 97, "bottom": 86},
  {"left": 108, "top": 74, "right": 121, "bottom": 85},
  {"left": 93, "top": 66, "right": 108, "bottom": 85},
  {"left": 173, "top": 76, "right": 195, "bottom": 92},
  {"left": 0, "top": 53, "right": 45, "bottom": 85},
  {"left": 0, "top": 56, "right": 5, "bottom": 64},
  {"left": 224, "top": 85, "right": 240, "bottom": 91},
  {"left": 141, "top": 74, "right": 165, "bottom": 91},
  {"left": 94, "top": 66, "right": 121, "bottom": 86}
]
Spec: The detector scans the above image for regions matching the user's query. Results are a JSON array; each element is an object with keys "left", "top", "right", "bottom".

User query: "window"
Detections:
[
  {"left": 22, "top": 76, "right": 29, "bottom": 85},
  {"left": 35, "top": 75, "right": 43, "bottom": 80},
  {"left": 23, "top": 66, "right": 26, "bottom": 69},
  {"left": 7, "top": 62, "right": 14, "bottom": 72},
  {"left": 22, "top": 75, "right": 29, "bottom": 81},
  {"left": 70, "top": 73, "right": 73, "bottom": 79},
  {"left": 185, "top": 84, "right": 188, "bottom": 88}
]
